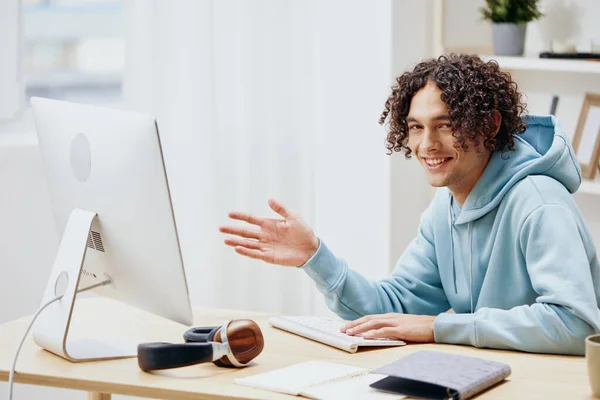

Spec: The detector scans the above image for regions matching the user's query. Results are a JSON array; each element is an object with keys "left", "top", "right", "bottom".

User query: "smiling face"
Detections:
[{"left": 407, "top": 81, "right": 492, "bottom": 205}]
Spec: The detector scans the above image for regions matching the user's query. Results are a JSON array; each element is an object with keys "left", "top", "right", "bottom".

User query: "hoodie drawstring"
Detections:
[
  {"left": 449, "top": 197, "right": 458, "bottom": 294},
  {"left": 468, "top": 221, "right": 473, "bottom": 314},
  {"left": 450, "top": 196, "right": 474, "bottom": 312}
]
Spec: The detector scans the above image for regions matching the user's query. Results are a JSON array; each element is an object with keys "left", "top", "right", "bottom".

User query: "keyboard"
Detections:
[{"left": 268, "top": 315, "right": 406, "bottom": 353}]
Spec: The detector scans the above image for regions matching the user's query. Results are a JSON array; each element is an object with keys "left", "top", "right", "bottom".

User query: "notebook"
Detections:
[
  {"left": 234, "top": 360, "right": 406, "bottom": 399},
  {"left": 370, "top": 350, "right": 511, "bottom": 400}
]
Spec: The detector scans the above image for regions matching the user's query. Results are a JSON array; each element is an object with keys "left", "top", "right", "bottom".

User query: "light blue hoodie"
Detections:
[{"left": 301, "top": 115, "right": 600, "bottom": 355}]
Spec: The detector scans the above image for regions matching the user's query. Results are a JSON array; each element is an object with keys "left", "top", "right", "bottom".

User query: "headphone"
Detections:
[{"left": 137, "top": 319, "right": 264, "bottom": 371}]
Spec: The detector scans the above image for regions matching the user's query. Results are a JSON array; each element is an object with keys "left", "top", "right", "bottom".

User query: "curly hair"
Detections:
[{"left": 379, "top": 54, "right": 527, "bottom": 157}]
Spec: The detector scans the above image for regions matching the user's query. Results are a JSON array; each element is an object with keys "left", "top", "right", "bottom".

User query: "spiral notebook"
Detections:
[{"left": 234, "top": 360, "right": 405, "bottom": 399}]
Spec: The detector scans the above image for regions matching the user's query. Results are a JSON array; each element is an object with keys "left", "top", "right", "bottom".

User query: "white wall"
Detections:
[
  {"left": 0, "top": 134, "right": 56, "bottom": 322},
  {"left": 0, "top": 135, "right": 78, "bottom": 400},
  {"left": 443, "top": 0, "right": 492, "bottom": 53}
]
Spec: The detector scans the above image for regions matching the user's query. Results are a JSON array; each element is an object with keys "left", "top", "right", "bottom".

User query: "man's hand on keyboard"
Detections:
[
  {"left": 340, "top": 313, "right": 436, "bottom": 343},
  {"left": 220, "top": 198, "right": 320, "bottom": 267}
]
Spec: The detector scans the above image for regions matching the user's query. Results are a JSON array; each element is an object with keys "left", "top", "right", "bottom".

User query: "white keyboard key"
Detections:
[{"left": 268, "top": 315, "right": 406, "bottom": 353}]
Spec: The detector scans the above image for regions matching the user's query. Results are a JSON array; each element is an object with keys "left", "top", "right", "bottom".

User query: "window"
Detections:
[
  {"left": 0, "top": 0, "right": 125, "bottom": 133},
  {"left": 22, "top": 0, "right": 125, "bottom": 106}
]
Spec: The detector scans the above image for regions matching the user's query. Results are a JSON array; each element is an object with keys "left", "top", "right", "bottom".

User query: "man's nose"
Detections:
[{"left": 421, "top": 129, "right": 440, "bottom": 153}]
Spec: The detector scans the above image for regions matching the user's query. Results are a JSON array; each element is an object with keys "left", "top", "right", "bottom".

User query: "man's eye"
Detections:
[
  {"left": 409, "top": 125, "right": 423, "bottom": 131},
  {"left": 439, "top": 123, "right": 451, "bottom": 129}
]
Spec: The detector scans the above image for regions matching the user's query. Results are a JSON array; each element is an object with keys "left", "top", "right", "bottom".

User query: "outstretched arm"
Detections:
[
  {"left": 301, "top": 205, "right": 450, "bottom": 320},
  {"left": 221, "top": 199, "right": 451, "bottom": 331}
]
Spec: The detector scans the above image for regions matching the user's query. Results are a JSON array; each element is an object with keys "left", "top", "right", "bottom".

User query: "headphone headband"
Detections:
[{"left": 137, "top": 319, "right": 263, "bottom": 371}]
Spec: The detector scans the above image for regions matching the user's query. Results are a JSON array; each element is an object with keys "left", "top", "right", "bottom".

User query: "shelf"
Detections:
[
  {"left": 579, "top": 180, "right": 600, "bottom": 196},
  {"left": 482, "top": 56, "right": 600, "bottom": 74}
]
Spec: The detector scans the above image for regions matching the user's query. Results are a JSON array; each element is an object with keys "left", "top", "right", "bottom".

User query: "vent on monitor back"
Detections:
[
  {"left": 86, "top": 231, "right": 105, "bottom": 252},
  {"left": 91, "top": 231, "right": 105, "bottom": 252}
]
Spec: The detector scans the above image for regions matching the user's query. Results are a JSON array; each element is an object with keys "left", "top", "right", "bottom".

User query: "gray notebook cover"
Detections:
[{"left": 370, "top": 350, "right": 511, "bottom": 400}]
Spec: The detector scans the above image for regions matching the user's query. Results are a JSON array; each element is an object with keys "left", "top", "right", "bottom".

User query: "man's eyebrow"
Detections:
[{"left": 406, "top": 115, "right": 450, "bottom": 123}]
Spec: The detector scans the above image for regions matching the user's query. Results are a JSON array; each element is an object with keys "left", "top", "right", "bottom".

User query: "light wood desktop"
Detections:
[{"left": 0, "top": 298, "right": 595, "bottom": 399}]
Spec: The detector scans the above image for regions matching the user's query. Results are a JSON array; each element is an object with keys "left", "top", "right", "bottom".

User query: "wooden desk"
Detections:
[{"left": 0, "top": 298, "right": 595, "bottom": 399}]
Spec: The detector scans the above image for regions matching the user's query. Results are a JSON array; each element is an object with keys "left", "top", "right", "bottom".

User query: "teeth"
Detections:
[{"left": 426, "top": 158, "right": 447, "bottom": 165}]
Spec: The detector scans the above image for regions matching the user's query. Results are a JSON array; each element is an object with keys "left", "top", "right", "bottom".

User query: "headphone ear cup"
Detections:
[
  {"left": 212, "top": 319, "right": 264, "bottom": 367},
  {"left": 183, "top": 326, "right": 220, "bottom": 343}
]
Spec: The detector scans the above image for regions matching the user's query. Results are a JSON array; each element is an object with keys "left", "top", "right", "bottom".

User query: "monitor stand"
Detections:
[{"left": 32, "top": 208, "right": 137, "bottom": 362}]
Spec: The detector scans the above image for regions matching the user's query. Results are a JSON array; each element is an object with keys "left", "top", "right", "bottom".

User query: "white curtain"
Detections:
[{"left": 123, "top": 0, "right": 393, "bottom": 316}]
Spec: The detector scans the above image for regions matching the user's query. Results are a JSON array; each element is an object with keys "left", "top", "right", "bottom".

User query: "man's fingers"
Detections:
[
  {"left": 219, "top": 225, "right": 261, "bottom": 240},
  {"left": 360, "top": 327, "right": 400, "bottom": 340},
  {"left": 268, "top": 198, "right": 293, "bottom": 219},
  {"left": 341, "top": 314, "right": 378, "bottom": 332},
  {"left": 228, "top": 211, "right": 265, "bottom": 227},
  {"left": 345, "top": 319, "right": 394, "bottom": 335},
  {"left": 234, "top": 246, "right": 268, "bottom": 261},
  {"left": 224, "top": 237, "right": 261, "bottom": 250},
  {"left": 341, "top": 313, "right": 401, "bottom": 332},
  {"left": 341, "top": 315, "right": 370, "bottom": 332}
]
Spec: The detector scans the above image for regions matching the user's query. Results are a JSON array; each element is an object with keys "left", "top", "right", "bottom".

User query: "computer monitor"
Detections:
[{"left": 29, "top": 97, "right": 193, "bottom": 362}]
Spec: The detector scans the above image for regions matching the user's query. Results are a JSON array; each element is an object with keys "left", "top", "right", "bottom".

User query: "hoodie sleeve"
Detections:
[
  {"left": 300, "top": 206, "right": 451, "bottom": 320},
  {"left": 434, "top": 204, "right": 599, "bottom": 355}
]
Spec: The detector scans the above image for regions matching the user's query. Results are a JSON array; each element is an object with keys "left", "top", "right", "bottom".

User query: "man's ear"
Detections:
[{"left": 492, "top": 110, "right": 502, "bottom": 137}]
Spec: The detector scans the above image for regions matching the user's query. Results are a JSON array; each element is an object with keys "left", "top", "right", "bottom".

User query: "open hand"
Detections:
[
  {"left": 341, "top": 313, "right": 436, "bottom": 343},
  {"left": 219, "top": 198, "right": 319, "bottom": 267}
]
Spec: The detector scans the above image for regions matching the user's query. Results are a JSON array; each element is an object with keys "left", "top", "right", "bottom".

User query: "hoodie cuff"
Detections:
[
  {"left": 434, "top": 312, "right": 478, "bottom": 347},
  {"left": 299, "top": 240, "right": 345, "bottom": 291}
]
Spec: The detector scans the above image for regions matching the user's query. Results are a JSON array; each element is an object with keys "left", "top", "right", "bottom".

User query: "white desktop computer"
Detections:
[{"left": 29, "top": 97, "right": 193, "bottom": 362}]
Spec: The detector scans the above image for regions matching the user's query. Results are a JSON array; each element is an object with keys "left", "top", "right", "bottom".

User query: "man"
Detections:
[{"left": 219, "top": 54, "right": 600, "bottom": 355}]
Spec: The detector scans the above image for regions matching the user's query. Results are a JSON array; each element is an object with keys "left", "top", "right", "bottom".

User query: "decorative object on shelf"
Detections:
[
  {"left": 480, "top": 0, "right": 543, "bottom": 56},
  {"left": 572, "top": 93, "right": 600, "bottom": 180},
  {"left": 550, "top": 40, "right": 577, "bottom": 54}
]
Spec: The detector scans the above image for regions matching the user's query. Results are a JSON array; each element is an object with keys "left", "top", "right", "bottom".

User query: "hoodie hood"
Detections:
[{"left": 454, "top": 115, "right": 582, "bottom": 225}]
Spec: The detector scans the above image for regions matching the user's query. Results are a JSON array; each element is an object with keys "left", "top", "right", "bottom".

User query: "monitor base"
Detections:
[{"left": 32, "top": 208, "right": 137, "bottom": 362}]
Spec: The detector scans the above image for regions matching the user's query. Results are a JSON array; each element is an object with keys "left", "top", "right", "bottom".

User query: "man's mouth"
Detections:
[{"left": 423, "top": 157, "right": 451, "bottom": 169}]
